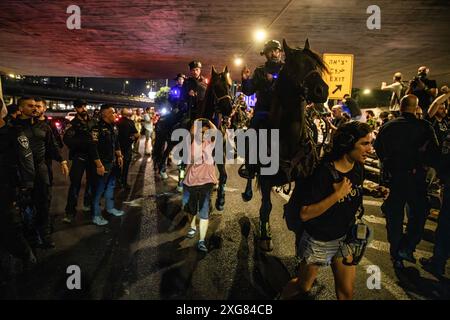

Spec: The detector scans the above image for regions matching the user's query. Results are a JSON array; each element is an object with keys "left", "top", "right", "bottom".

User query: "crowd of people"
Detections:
[{"left": 1, "top": 39, "right": 449, "bottom": 299}]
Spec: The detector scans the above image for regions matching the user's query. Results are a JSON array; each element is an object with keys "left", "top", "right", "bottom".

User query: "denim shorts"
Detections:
[
  {"left": 297, "top": 231, "right": 351, "bottom": 267},
  {"left": 182, "top": 184, "right": 213, "bottom": 219}
]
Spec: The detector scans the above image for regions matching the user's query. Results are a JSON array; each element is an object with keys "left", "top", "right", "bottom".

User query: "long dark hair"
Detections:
[{"left": 323, "top": 121, "right": 372, "bottom": 162}]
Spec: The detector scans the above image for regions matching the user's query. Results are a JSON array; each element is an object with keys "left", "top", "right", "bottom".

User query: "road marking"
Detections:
[
  {"left": 367, "top": 239, "right": 432, "bottom": 260},
  {"left": 363, "top": 214, "right": 386, "bottom": 225}
]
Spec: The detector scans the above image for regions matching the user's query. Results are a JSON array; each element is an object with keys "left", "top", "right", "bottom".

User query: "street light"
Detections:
[
  {"left": 123, "top": 80, "right": 129, "bottom": 93},
  {"left": 254, "top": 29, "right": 267, "bottom": 42},
  {"left": 234, "top": 57, "right": 243, "bottom": 67}
]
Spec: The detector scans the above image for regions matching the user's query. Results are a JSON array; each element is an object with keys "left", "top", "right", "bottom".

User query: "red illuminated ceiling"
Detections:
[{"left": 0, "top": 0, "right": 449, "bottom": 87}]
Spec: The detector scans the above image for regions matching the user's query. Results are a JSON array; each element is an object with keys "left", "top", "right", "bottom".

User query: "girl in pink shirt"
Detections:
[{"left": 183, "top": 119, "right": 218, "bottom": 252}]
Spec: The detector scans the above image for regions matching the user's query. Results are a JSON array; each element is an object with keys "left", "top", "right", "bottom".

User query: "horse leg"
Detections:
[
  {"left": 258, "top": 178, "right": 273, "bottom": 252},
  {"left": 241, "top": 178, "right": 253, "bottom": 202},
  {"left": 215, "top": 163, "right": 227, "bottom": 211}
]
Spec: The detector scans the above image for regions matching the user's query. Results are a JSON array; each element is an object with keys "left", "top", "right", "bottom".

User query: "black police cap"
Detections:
[
  {"left": 174, "top": 73, "right": 186, "bottom": 80},
  {"left": 189, "top": 61, "right": 202, "bottom": 70}
]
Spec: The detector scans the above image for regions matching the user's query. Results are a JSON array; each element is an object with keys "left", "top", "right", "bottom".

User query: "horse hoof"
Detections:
[
  {"left": 259, "top": 239, "right": 274, "bottom": 252},
  {"left": 241, "top": 191, "right": 253, "bottom": 202}
]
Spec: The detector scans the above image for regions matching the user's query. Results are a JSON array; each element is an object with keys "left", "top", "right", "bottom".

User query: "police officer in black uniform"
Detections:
[
  {"left": 63, "top": 99, "right": 97, "bottom": 223},
  {"left": 169, "top": 73, "right": 186, "bottom": 114},
  {"left": 13, "top": 97, "right": 69, "bottom": 248},
  {"left": 239, "top": 39, "right": 284, "bottom": 179},
  {"left": 89, "top": 104, "right": 124, "bottom": 226},
  {"left": 35, "top": 97, "right": 65, "bottom": 233},
  {"left": 181, "top": 61, "right": 208, "bottom": 122},
  {"left": 0, "top": 101, "right": 36, "bottom": 265},
  {"left": 374, "top": 94, "right": 440, "bottom": 269}
]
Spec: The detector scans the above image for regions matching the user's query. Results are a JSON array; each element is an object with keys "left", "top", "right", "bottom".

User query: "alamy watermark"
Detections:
[
  {"left": 66, "top": 265, "right": 81, "bottom": 290},
  {"left": 367, "top": 5, "right": 381, "bottom": 30},
  {"left": 171, "top": 120, "right": 279, "bottom": 175},
  {"left": 366, "top": 265, "right": 381, "bottom": 290},
  {"left": 66, "top": 5, "right": 81, "bottom": 30}
]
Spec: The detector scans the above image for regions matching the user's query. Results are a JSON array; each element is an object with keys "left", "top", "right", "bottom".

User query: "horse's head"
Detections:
[
  {"left": 281, "top": 39, "right": 329, "bottom": 103},
  {"left": 209, "top": 66, "right": 233, "bottom": 116}
]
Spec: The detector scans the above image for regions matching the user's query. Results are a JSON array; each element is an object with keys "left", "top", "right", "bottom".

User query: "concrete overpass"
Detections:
[{"left": 0, "top": 0, "right": 449, "bottom": 88}]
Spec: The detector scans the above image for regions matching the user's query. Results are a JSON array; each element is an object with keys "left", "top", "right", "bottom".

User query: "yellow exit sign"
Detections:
[{"left": 323, "top": 53, "right": 354, "bottom": 100}]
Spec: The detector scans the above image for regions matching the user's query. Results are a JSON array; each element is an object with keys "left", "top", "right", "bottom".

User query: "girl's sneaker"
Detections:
[
  {"left": 197, "top": 240, "right": 208, "bottom": 252},
  {"left": 186, "top": 227, "right": 196, "bottom": 239}
]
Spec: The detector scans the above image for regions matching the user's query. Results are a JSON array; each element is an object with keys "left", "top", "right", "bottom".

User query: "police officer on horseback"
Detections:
[
  {"left": 181, "top": 61, "right": 208, "bottom": 122},
  {"left": 239, "top": 39, "right": 284, "bottom": 179}
]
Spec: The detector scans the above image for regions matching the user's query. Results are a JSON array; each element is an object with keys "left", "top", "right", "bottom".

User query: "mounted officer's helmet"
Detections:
[
  {"left": 189, "top": 61, "right": 202, "bottom": 70},
  {"left": 260, "top": 40, "right": 282, "bottom": 56}
]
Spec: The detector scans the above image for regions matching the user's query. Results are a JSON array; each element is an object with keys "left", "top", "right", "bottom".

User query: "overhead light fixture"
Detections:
[
  {"left": 363, "top": 88, "right": 371, "bottom": 95},
  {"left": 234, "top": 57, "right": 243, "bottom": 67},
  {"left": 254, "top": 29, "right": 267, "bottom": 42},
  {"left": 125, "top": 80, "right": 129, "bottom": 84},
  {"left": 8, "top": 73, "right": 15, "bottom": 78}
]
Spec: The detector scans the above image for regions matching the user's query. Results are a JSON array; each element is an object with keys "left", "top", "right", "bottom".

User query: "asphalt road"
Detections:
[{"left": 1, "top": 138, "right": 449, "bottom": 300}]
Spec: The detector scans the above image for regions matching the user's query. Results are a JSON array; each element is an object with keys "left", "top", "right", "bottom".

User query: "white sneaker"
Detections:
[
  {"left": 107, "top": 208, "right": 125, "bottom": 217},
  {"left": 93, "top": 216, "right": 109, "bottom": 226}
]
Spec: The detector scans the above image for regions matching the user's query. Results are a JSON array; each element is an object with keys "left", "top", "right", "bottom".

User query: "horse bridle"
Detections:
[
  {"left": 212, "top": 90, "right": 233, "bottom": 104},
  {"left": 283, "top": 66, "right": 323, "bottom": 98}
]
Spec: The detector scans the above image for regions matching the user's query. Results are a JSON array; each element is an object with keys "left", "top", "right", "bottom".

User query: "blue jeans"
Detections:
[{"left": 92, "top": 165, "right": 117, "bottom": 218}]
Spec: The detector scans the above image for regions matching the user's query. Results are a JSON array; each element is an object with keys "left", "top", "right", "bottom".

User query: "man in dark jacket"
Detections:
[
  {"left": 0, "top": 101, "right": 36, "bottom": 265},
  {"left": 14, "top": 97, "right": 69, "bottom": 248},
  {"left": 63, "top": 99, "right": 97, "bottom": 223},
  {"left": 374, "top": 94, "right": 439, "bottom": 269},
  {"left": 89, "top": 104, "right": 124, "bottom": 226},
  {"left": 117, "top": 108, "right": 139, "bottom": 189}
]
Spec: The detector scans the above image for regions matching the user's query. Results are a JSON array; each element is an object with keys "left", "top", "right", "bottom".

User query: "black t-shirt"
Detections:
[
  {"left": 413, "top": 78, "right": 437, "bottom": 111},
  {"left": 117, "top": 117, "right": 138, "bottom": 152},
  {"left": 300, "top": 161, "right": 364, "bottom": 241}
]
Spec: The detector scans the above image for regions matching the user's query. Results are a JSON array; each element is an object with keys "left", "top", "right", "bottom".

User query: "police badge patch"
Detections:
[
  {"left": 17, "top": 135, "right": 29, "bottom": 149},
  {"left": 92, "top": 130, "right": 99, "bottom": 141}
]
